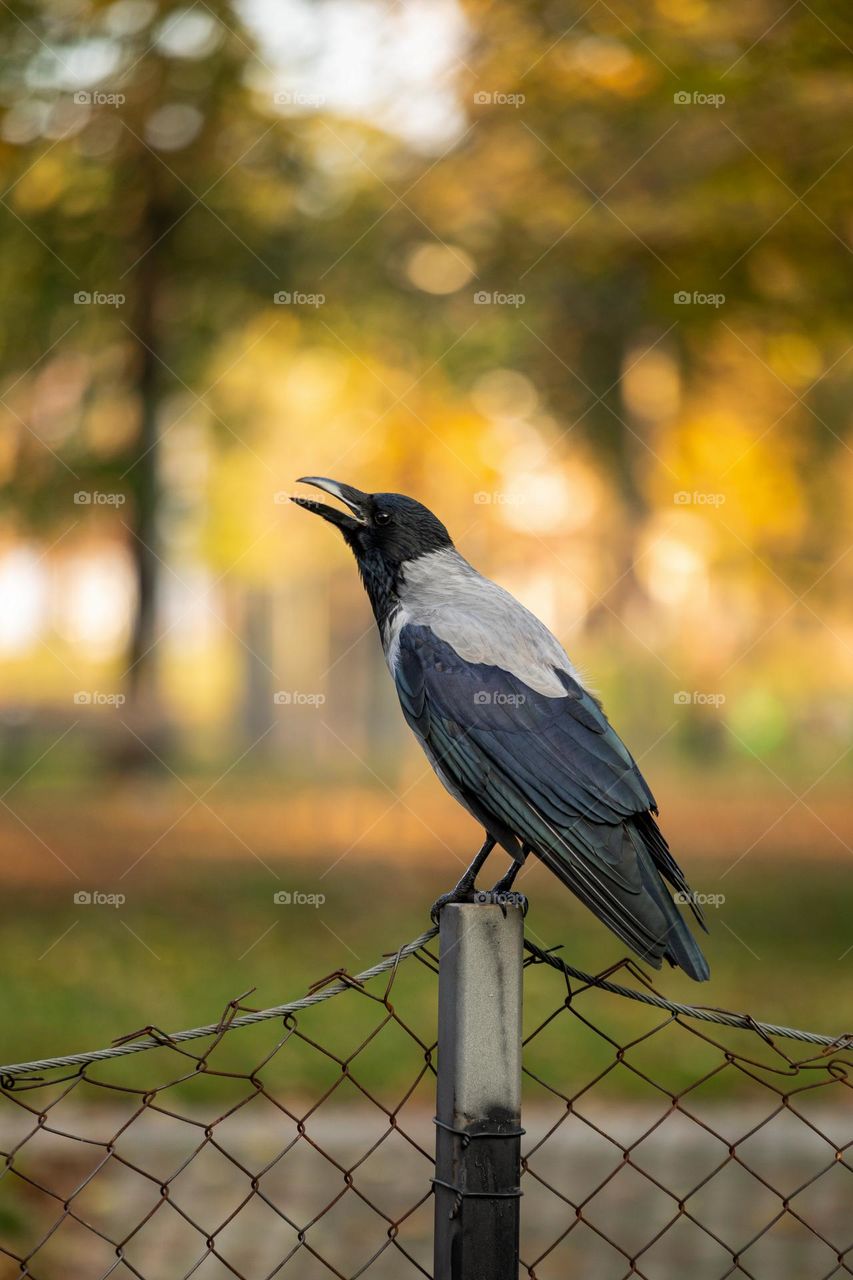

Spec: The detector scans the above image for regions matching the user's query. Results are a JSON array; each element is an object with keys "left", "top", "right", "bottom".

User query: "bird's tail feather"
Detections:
[
  {"left": 630, "top": 833, "right": 710, "bottom": 982},
  {"left": 433, "top": 720, "right": 711, "bottom": 980},
  {"left": 530, "top": 815, "right": 710, "bottom": 982}
]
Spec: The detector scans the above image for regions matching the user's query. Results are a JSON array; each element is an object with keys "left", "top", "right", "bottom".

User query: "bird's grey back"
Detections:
[{"left": 383, "top": 548, "right": 583, "bottom": 697}]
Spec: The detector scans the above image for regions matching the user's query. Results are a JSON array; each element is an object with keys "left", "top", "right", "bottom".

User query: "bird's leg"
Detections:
[
  {"left": 488, "top": 845, "right": 530, "bottom": 916},
  {"left": 430, "top": 835, "right": 496, "bottom": 923},
  {"left": 490, "top": 860, "right": 521, "bottom": 894}
]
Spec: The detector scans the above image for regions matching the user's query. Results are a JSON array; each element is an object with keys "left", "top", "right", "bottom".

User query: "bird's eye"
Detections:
[{"left": 374, "top": 511, "right": 392, "bottom": 526}]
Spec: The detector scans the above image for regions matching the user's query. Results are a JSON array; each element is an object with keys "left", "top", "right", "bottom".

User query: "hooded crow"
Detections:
[{"left": 293, "top": 478, "right": 710, "bottom": 982}]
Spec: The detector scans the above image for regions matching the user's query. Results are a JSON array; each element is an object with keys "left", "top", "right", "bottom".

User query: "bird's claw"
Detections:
[{"left": 430, "top": 886, "right": 476, "bottom": 924}]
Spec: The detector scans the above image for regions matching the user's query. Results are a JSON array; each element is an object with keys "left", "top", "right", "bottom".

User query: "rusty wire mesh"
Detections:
[
  {"left": 1, "top": 924, "right": 851, "bottom": 1280},
  {"left": 519, "top": 941, "right": 853, "bottom": 1280},
  {"left": 0, "top": 936, "right": 442, "bottom": 1280}
]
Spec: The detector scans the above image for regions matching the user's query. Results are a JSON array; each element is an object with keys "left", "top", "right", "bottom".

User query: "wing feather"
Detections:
[{"left": 395, "top": 623, "right": 709, "bottom": 978}]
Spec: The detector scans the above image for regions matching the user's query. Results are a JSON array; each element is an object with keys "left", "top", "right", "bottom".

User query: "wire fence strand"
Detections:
[
  {"left": 0, "top": 928, "right": 440, "bottom": 1081},
  {"left": 2, "top": 926, "right": 848, "bottom": 1083},
  {"left": 521, "top": 939, "right": 853, "bottom": 1050},
  {"left": 1, "top": 920, "right": 851, "bottom": 1280}
]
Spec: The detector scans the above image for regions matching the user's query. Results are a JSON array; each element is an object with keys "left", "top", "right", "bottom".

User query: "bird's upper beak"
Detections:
[{"left": 291, "top": 477, "right": 370, "bottom": 531}]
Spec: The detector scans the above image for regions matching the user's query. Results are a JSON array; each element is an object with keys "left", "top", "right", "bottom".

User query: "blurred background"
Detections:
[
  {"left": 0, "top": 0, "right": 852, "bottom": 1073},
  {"left": 2, "top": 2, "right": 853, "bottom": 1274}
]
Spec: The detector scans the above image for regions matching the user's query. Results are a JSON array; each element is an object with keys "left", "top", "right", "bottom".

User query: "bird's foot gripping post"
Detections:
[
  {"left": 430, "top": 836, "right": 496, "bottom": 923},
  {"left": 433, "top": 903, "right": 524, "bottom": 1280}
]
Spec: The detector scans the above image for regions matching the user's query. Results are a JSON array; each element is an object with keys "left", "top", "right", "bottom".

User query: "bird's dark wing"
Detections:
[{"left": 394, "top": 623, "right": 708, "bottom": 979}]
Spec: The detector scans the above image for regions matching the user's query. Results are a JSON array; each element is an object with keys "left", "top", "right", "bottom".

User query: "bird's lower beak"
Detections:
[{"left": 291, "top": 477, "right": 370, "bottom": 531}]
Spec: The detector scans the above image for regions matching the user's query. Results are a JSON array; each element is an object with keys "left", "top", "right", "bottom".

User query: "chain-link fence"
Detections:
[
  {"left": 1, "top": 915, "right": 850, "bottom": 1279},
  {"left": 520, "top": 941, "right": 853, "bottom": 1279}
]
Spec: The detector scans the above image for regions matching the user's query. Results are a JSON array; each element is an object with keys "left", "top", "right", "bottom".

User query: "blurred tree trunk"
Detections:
[
  {"left": 117, "top": 158, "right": 174, "bottom": 770},
  {"left": 581, "top": 326, "right": 649, "bottom": 629},
  {"left": 242, "top": 587, "right": 275, "bottom": 750},
  {"left": 126, "top": 185, "right": 163, "bottom": 709}
]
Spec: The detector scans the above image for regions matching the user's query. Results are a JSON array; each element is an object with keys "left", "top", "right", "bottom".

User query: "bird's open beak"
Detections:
[{"left": 291, "top": 477, "right": 370, "bottom": 531}]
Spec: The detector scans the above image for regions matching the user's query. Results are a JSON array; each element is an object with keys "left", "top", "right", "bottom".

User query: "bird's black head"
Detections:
[{"left": 292, "top": 478, "right": 453, "bottom": 621}]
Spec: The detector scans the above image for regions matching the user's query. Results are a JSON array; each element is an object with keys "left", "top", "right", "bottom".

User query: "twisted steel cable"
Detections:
[{"left": 1, "top": 921, "right": 849, "bottom": 1081}]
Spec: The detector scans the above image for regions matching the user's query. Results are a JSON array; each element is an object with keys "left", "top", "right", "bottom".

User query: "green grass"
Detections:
[{"left": 2, "top": 854, "right": 849, "bottom": 1100}]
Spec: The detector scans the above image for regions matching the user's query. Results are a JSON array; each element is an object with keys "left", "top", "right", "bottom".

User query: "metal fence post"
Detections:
[{"left": 433, "top": 902, "right": 524, "bottom": 1279}]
